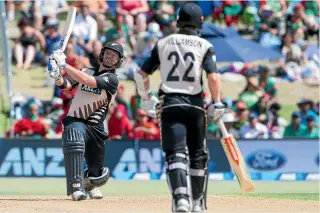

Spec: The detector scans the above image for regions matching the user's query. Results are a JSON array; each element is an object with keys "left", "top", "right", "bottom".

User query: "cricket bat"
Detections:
[
  {"left": 57, "top": 7, "right": 77, "bottom": 52},
  {"left": 48, "top": 7, "right": 76, "bottom": 75},
  {"left": 218, "top": 119, "right": 254, "bottom": 193}
]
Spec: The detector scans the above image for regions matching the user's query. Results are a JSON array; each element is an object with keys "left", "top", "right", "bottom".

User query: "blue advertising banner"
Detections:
[
  {"left": 106, "top": 140, "right": 136, "bottom": 180},
  {"left": 239, "top": 140, "right": 319, "bottom": 173},
  {"left": 0, "top": 138, "right": 318, "bottom": 180},
  {"left": 0, "top": 139, "right": 63, "bottom": 177}
]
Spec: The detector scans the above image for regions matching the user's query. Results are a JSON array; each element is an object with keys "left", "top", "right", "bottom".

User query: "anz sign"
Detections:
[
  {"left": 112, "top": 148, "right": 165, "bottom": 180},
  {"left": 0, "top": 147, "right": 65, "bottom": 177}
]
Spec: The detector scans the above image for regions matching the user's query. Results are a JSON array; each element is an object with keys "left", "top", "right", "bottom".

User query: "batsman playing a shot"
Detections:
[
  {"left": 46, "top": 42, "right": 124, "bottom": 201},
  {"left": 134, "top": 3, "right": 225, "bottom": 212}
]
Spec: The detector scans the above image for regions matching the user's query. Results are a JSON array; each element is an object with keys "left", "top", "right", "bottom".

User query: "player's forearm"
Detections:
[
  {"left": 55, "top": 76, "right": 72, "bottom": 90},
  {"left": 63, "top": 64, "right": 96, "bottom": 88},
  {"left": 207, "top": 72, "right": 221, "bottom": 102}
]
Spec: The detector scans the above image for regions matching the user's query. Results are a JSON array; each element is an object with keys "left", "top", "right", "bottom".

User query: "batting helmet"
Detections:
[
  {"left": 177, "top": 3, "right": 203, "bottom": 29},
  {"left": 99, "top": 41, "right": 124, "bottom": 68}
]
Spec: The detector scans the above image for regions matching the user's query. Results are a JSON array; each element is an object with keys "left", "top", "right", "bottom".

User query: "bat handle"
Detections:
[{"left": 218, "top": 119, "right": 229, "bottom": 138}]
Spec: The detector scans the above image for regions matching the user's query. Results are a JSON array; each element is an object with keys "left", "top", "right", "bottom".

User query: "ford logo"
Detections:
[
  {"left": 316, "top": 155, "right": 320, "bottom": 166},
  {"left": 246, "top": 150, "right": 286, "bottom": 171}
]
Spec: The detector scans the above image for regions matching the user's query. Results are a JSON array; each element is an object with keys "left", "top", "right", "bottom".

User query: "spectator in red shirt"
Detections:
[
  {"left": 7, "top": 101, "right": 49, "bottom": 138},
  {"left": 108, "top": 104, "right": 133, "bottom": 139},
  {"left": 132, "top": 109, "right": 159, "bottom": 140},
  {"left": 116, "top": 0, "right": 149, "bottom": 33}
]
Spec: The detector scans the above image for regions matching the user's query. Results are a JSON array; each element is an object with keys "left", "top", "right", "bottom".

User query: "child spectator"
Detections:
[
  {"left": 132, "top": 109, "right": 159, "bottom": 140},
  {"left": 108, "top": 104, "right": 133, "bottom": 140}
]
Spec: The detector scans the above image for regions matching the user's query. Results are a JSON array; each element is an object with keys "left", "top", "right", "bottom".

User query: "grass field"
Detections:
[
  {"left": 0, "top": 178, "right": 319, "bottom": 200},
  {"left": 0, "top": 179, "right": 319, "bottom": 212}
]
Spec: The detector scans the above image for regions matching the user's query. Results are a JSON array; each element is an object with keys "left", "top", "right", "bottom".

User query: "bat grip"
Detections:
[{"left": 218, "top": 119, "right": 229, "bottom": 138}]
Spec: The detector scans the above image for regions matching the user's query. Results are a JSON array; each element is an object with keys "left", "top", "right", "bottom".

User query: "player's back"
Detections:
[{"left": 157, "top": 30, "right": 213, "bottom": 108}]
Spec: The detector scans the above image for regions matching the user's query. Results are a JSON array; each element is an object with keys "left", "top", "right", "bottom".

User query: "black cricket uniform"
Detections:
[
  {"left": 141, "top": 29, "right": 217, "bottom": 203},
  {"left": 62, "top": 68, "right": 118, "bottom": 195}
]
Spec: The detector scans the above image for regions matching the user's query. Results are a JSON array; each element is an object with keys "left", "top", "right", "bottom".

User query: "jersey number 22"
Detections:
[{"left": 167, "top": 51, "right": 195, "bottom": 82}]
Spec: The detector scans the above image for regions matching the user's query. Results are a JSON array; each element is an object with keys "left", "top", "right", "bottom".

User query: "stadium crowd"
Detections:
[{"left": 4, "top": 0, "right": 319, "bottom": 140}]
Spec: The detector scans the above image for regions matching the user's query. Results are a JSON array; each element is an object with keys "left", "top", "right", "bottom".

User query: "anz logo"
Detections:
[
  {"left": 0, "top": 147, "right": 65, "bottom": 176},
  {"left": 81, "top": 84, "right": 102, "bottom": 95}
]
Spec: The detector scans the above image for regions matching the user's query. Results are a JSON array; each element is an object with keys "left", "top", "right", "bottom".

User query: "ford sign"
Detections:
[
  {"left": 316, "top": 154, "right": 320, "bottom": 166},
  {"left": 246, "top": 150, "right": 286, "bottom": 171}
]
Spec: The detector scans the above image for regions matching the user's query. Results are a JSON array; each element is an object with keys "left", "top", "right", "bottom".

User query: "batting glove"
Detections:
[
  {"left": 46, "top": 59, "right": 61, "bottom": 82},
  {"left": 207, "top": 101, "right": 226, "bottom": 123},
  {"left": 141, "top": 96, "right": 159, "bottom": 118},
  {"left": 51, "top": 49, "right": 67, "bottom": 68}
]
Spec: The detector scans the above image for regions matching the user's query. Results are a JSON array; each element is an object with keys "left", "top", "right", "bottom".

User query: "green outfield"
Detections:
[{"left": 0, "top": 178, "right": 318, "bottom": 201}]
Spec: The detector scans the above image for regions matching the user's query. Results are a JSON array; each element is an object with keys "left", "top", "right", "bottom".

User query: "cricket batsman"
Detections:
[{"left": 46, "top": 41, "right": 124, "bottom": 201}]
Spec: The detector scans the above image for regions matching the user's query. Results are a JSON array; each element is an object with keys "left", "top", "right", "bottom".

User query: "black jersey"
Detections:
[{"left": 64, "top": 68, "right": 118, "bottom": 126}]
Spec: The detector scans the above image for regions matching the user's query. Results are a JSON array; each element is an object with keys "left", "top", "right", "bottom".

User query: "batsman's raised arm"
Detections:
[{"left": 50, "top": 50, "right": 118, "bottom": 91}]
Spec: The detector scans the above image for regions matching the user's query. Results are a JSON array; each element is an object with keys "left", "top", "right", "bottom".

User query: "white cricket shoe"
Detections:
[
  {"left": 87, "top": 187, "right": 103, "bottom": 199},
  {"left": 71, "top": 190, "right": 87, "bottom": 201},
  {"left": 192, "top": 200, "right": 203, "bottom": 212},
  {"left": 176, "top": 198, "right": 190, "bottom": 212}
]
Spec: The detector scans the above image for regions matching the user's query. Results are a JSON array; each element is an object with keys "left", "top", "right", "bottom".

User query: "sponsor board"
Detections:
[
  {"left": 246, "top": 150, "right": 286, "bottom": 171},
  {"left": 0, "top": 139, "right": 318, "bottom": 177}
]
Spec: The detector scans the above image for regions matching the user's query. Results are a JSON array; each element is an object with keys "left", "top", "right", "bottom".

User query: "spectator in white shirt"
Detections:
[
  {"left": 38, "top": 0, "right": 69, "bottom": 24},
  {"left": 73, "top": 4, "right": 98, "bottom": 56},
  {"left": 240, "top": 112, "right": 269, "bottom": 139}
]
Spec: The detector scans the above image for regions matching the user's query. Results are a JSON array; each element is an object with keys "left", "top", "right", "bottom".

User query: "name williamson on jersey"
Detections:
[{"left": 165, "top": 37, "right": 202, "bottom": 48}]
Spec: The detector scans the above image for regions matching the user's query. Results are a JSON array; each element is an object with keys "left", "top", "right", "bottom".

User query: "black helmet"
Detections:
[
  {"left": 177, "top": 3, "right": 203, "bottom": 29},
  {"left": 99, "top": 41, "right": 124, "bottom": 68}
]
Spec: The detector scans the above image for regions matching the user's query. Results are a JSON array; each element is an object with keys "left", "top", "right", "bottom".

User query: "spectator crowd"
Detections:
[{"left": 4, "top": 0, "right": 319, "bottom": 140}]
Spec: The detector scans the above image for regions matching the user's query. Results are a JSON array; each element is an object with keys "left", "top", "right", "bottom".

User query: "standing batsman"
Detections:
[
  {"left": 47, "top": 42, "right": 124, "bottom": 201},
  {"left": 134, "top": 3, "right": 225, "bottom": 212}
]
